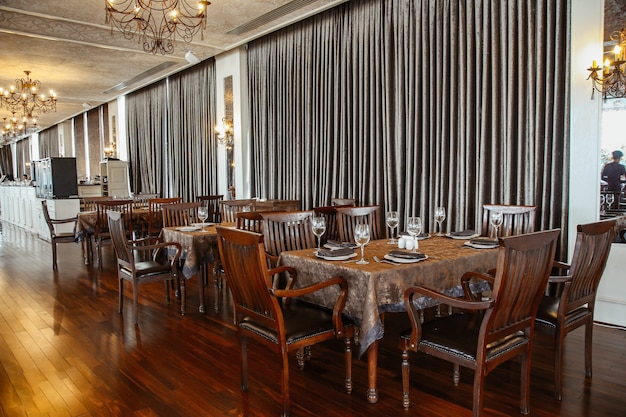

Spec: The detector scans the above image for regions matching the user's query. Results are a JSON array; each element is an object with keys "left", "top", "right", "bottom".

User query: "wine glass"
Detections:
[
  {"left": 311, "top": 216, "right": 326, "bottom": 254},
  {"left": 600, "top": 194, "right": 606, "bottom": 214},
  {"left": 606, "top": 193, "right": 615, "bottom": 211},
  {"left": 490, "top": 211, "right": 503, "bottom": 239},
  {"left": 406, "top": 216, "right": 422, "bottom": 253},
  {"left": 434, "top": 206, "right": 446, "bottom": 236},
  {"left": 386, "top": 211, "right": 399, "bottom": 244},
  {"left": 354, "top": 223, "right": 371, "bottom": 264},
  {"left": 198, "top": 206, "right": 208, "bottom": 231}
]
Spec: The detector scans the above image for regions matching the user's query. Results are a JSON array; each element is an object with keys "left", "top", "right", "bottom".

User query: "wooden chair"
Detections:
[
  {"left": 400, "top": 229, "right": 560, "bottom": 417},
  {"left": 197, "top": 195, "right": 224, "bottom": 223},
  {"left": 235, "top": 210, "right": 265, "bottom": 233},
  {"left": 82, "top": 196, "right": 112, "bottom": 212},
  {"left": 535, "top": 219, "right": 616, "bottom": 400},
  {"left": 162, "top": 202, "right": 201, "bottom": 228},
  {"left": 216, "top": 226, "right": 353, "bottom": 416},
  {"left": 147, "top": 197, "right": 182, "bottom": 236},
  {"left": 481, "top": 204, "right": 537, "bottom": 238},
  {"left": 132, "top": 193, "right": 158, "bottom": 210},
  {"left": 220, "top": 199, "right": 257, "bottom": 223},
  {"left": 107, "top": 210, "right": 183, "bottom": 324},
  {"left": 260, "top": 210, "right": 316, "bottom": 265},
  {"left": 314, "top": 204, "right": 353, "bottom": 243},
  {"left": 94, "top": 199, "right": 133, "bottom": 271},
  {"left": 41, "top": 200, "right": 78, "bottom": 270},
  {"left": 331, "top": 198, "right": 356, "bottom": 206},
  {"left": 335, "top": 205, "right": 382, "bottom": 242}
]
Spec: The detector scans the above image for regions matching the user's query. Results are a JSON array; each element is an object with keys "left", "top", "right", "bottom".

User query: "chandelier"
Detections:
[
  {"left": 105, "top": 0, "right": 211, "bottom": 55},
  {"left": 587, "top": 29, "right": 626, "bottom": 100},
  {"left": 215, "top": 117, "right": 234, "bottom": 148},
  {"left": 1, "top": 112, "right": 37, "bottom": 143},
  {"left": 0, "top": 71, "right": 57, "bottom": 117}
]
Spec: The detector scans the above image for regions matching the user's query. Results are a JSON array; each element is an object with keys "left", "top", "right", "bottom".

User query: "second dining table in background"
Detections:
[{"left": 278, "top": 236, "right": 499, "bottom": 404}]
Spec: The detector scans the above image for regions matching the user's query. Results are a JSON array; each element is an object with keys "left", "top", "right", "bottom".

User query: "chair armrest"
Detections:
[
  {"left": 460, "top": 271, "right": 495, "bottom": 300},
  {"left": 271, "top": 277, "right": 349, "bottom": 335},
  {"left": 547, "top": 274, "right": 572, "bottom": 284},
  {"left": 553, "top": 260, "right": 570, "bottom": 270},
  {"left": 403, "top": 286, "right": 494, "bottom": 351},
  {"left": 50, "top": 217, "right": 78, "bottom": 224},
  {"left": 127, "top": 241, "right": 182, "bottom": 266},
  {"left": 268, "top": 265, "right": 298, "bottom": 289}
]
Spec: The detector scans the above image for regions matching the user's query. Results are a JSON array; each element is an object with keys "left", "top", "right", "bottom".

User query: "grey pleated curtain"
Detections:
[
  {"left": 38, "top": 126, "right": 59, "bottom": 158},
  {"left": 167, "top": 62, "right": 218, "bottom": 202},
  {"left": 248, "top": 0, "right": 569, "bottom": 254},
  {"left": 0, "top": 146, "right": 13, "bottom": 176},
  {"left": 126, "top": 60, "right": 217, "bottom": 202}
]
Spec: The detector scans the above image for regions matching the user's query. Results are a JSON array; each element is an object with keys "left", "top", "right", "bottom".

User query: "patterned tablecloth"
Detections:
[
  {"left": 161, "top": 225, "right": 220, "bottom": 279},
  {"left": 74, "top": 209, "right": 153, "bottom": 241},
  {"left": 279, "top": 236, "right": 499, "bottom": 357}
]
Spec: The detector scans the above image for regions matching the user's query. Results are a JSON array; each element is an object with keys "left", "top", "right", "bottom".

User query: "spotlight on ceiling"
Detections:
[{"left": 185, "top": 50, "right": 201, "bottom": 65}]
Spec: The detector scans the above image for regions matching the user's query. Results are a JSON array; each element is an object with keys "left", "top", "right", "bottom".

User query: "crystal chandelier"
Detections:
[
  {"left": 1, "top": 111, "right": 37, "bottom": 143},
  {"left": 105, "top": 0, "right": 211, "bottom": 55},
  {"left": 587, "top": 29, "right": 626, "bottom": 100},
  {"left": 0, "top": 71, "right": 57, "bottom": 117},
  {"left": 215, "top": 117, "right": 234, "bottom": 148}
]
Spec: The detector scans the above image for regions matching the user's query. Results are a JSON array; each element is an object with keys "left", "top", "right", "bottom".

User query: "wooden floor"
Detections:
[{"left": 1, "top": 223, "right": 625, "bottom": 417}]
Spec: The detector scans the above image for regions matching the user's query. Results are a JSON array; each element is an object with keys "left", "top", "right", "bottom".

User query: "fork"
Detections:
[{"left": 373, "top": 256, "right": 401, "bottom": 266}]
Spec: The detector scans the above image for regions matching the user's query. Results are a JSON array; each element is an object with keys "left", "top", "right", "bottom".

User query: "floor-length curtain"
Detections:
[
  {"left": 167, "top": 61, "right": 217, "bottom": 202},
  {"left": 248, "top": 0, "right": 569, "bottom": 254},
  {"left": 0, "top": 146, "right": 12, "bottom": 176},
  {"left": 127, "top": 81, "right": 168, "bottom": 197},
  {"left": 38, "top": 126, "right": 59, "bottom": 159}
]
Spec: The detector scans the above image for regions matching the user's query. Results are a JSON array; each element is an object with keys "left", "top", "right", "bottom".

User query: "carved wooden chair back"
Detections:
[
  {"left": 147, "top": 197, "right": 182, "bottom": 236},
  {"left": 236, "top": 210, "right": 265, "bottom": 233},
  {"left": 220, "top": 199, "right": 257, "bottom": 223},
  {"left": 313, "top": 204, "right": 353, "bottom": 243},
  {"left": 162, "top": 202, "right": 201, "bottom": 228},
  {"left": 260, "top": 210, "right": 316, "bottom": 258},
  {"left": 197, "top": 194, "right": 224, "bottom": 223},
  {"left": 481, "top": 204, "right": 537, "bottom": 238},
  {"left": 335, "top": 205, "right": 382, "bottom": 242}
]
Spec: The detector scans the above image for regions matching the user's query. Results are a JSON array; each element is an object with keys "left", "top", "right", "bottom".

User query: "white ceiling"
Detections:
[{"left": 0, "top": 0, "right": 347, "bottom": 131}]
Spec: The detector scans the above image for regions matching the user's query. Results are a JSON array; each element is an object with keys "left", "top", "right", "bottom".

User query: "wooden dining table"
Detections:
[{"left": 278, "top": 236, "right": 499, "bottom": 403}]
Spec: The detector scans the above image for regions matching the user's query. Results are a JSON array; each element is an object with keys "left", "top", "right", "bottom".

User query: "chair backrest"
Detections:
[
  {"left": 216, "top": 227, "right": 281, "bottom": 327},
  {"left": 260, "top": 210, "right": 316, "bottom": 257},
  {"left": 481, "top": 204, "right": 537, "bottom": 237},
  {"left": 197, "top": 195, "right": 224, "bottom": 223},
  {"left": 331, "top": 198, "right": 356, "bottom": 206},
  {"left": 148, "top": 197, "right": 182, "bottom": 235},
  {"left": 162, "top": 202, "right": 201, "bottom": 228},
  {"left": 220, "top": 199, "right": 257, "bottom": 223},
  {"left": 107, "top": 210, "right": 132, "bottom": 267},
  {"left": 483, "top": 230, "right": 560, "bottom": 346},
  {"left": 335, "top": 205, "right": 382, "bottom": 242},
  {"left": 82, "top": 196, "right": 113, "bottom": 212},
  {"left": 563, "top": 219, "right": 615, "bottom": 312},
  {"left": 236, "top": 210, "right": 266, "bottom": 233},
  {"left": 133, "top": 193, "right": 158, "bottom": 210},
  {"left": 95, "top": 199, "right": 133, "bottom": 237},
  {"left": 314, "top": 204, "right": 354, "bottom": 242}
]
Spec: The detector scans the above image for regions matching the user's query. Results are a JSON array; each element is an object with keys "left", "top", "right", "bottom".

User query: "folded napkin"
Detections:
[
  {"left": 326, "top": 240, "right": 357, "bottom": 249},
  {"left": 318, "top": 247, "right": 355, "bottom": 257},
  {"left": 469, "top": 237, "right": 499, "bottom": 246},
  {"left": 449, "top": 229, "right": 476, "bottom": 237},
  {"left": 388, "top": 250, "right": 427, "bottom": 260}
]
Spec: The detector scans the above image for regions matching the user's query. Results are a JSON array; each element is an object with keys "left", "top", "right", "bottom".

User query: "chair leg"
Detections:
[
  {"left": 472, "top": 366, "right": 486, "bottom": 417},
  {"left": 585, "top": 319, "right": 593, "bottom": 378},
  {"left": 280, "top": 347, "right": 290, "bottom": 417},
  {"left": 164, "top": 280, "right": 170, "bottom": 304},
  {"left": 344, "top": 335, "right": 352, "bottom": 394},
  {"left": 133, "top": 281, "right": 139, "bottom": 324},
  {"left": 554, "top": 329, "right": 564, "bottom": 400},
  {"left": 296, "top": 348, "right": 305, "bottom": 370},
  {"left": 520, "top": 352, "right": 530, "bottom": 415},
  {"left": 97, "top": 239, "right": 103, "bottom": 271},
  {"left": 51, "top": 241, "right": 58, "bottom": 270},
  {"left": 241, "top": 336, "right": 249, "bottom": 391},
  {"left": 180, "top": 276, "right": 186, "bottom": 316},
  {"left": 118, "top": 277, "right": 124, "bottom": 314},
  {"left": 453, "top": 363, "right": 460, "bottom": 386},
  {"left": 401, "top": 349, "right": 410, "bottom": 410}
]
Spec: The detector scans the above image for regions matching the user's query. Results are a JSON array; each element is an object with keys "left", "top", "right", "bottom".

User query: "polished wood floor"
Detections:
[{"left": 1, "top": 223, "right": 625, "bottom": 417}]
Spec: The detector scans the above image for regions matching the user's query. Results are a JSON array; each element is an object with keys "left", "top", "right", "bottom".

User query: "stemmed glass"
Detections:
[
  {"left": 490, "top": 211, "right": 503, "bottom": 239},
  {"left": 354, "top": 223, "right": 371, "bottom": 264},
  {"left": 600, "top": 194, "right": 606, "bottom": 214},
  {"left": 198, "top": 206, "right": 209, "bottom": 231},
  {"left": 434, "top": 206, "right": 446, "bottom": 236},
  {"left": 311, "top": 216, "right": 326, "bottom": 255},
  {"left": 406, "top": 217, "right": 422, "bottom": 253},
  {"left": 386, "top": 211, "right": 399, "bottom": 244},
  {"left": 606, "top": 193, "right": 615, "bottom": 211}
]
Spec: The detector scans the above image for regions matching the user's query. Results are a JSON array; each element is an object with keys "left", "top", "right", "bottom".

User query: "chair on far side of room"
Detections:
[
  {"left": 41, "top": 200, "right": 78, "bottom": 270},
  {"left": 162, "top": 202, "right": 201, "bottom": 228},
  {"left": 535, "top": 219, "right": 616, "bottom": 400},
  {"left": 336, "top": 205, "right": 382, "bottom": 242},
  {"left": 94, "top": 199, "right": 133, "bottom": 271},
  {"left": 481, "top": 204, "right": 537, "bottom": 238},
  {"left": 216, "top": 226, "right": 353, "bottom": 417},
  {"left": 147, "top": 197, "right": 182, "bottom": 236},
  {"left": 260, "top": 210, "right": 316, "bottom": 266},
  {"left": 235, "top": 210, "right": 265, "bottom": 233},
  {"left": 220, "top": 199, "right": 257, "bottom": 223},
  {"left": 400, "top": 229, "right": 560, "bottom": 417},
  {"left": 196, "top": 195, "right": 224, "bottom": 223}
]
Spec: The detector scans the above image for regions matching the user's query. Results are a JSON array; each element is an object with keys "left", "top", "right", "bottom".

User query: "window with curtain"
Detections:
[
  {"left": 38, "top": 125, "right": 59, "bottom": 159},
  {"left": 247, "top": 0, "right": 569, "bottom": 256},
  {"left": 73, "top": 115, "right": 86, "bottom": 179}
]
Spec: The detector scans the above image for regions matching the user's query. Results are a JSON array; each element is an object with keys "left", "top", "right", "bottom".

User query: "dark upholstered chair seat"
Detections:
[
  {"left": 535, "top": 296, "right": 591, "bottom": 329},
  {"left": 400, "top": 314, "right": 527, "bottom": 363},
  {"left": 241, "top": 303, "right": 336, "bottom": 345},
  {"left": 120, "top": 260, "right": 174, "bottom": 278}
]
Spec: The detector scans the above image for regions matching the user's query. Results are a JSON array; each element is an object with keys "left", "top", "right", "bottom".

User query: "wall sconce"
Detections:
[
  {"left": 104, "top": 142, "right": 117, "bottom": 158},
  {"left": 215, "top": 117, "right": 234, "bottom": 148}
]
